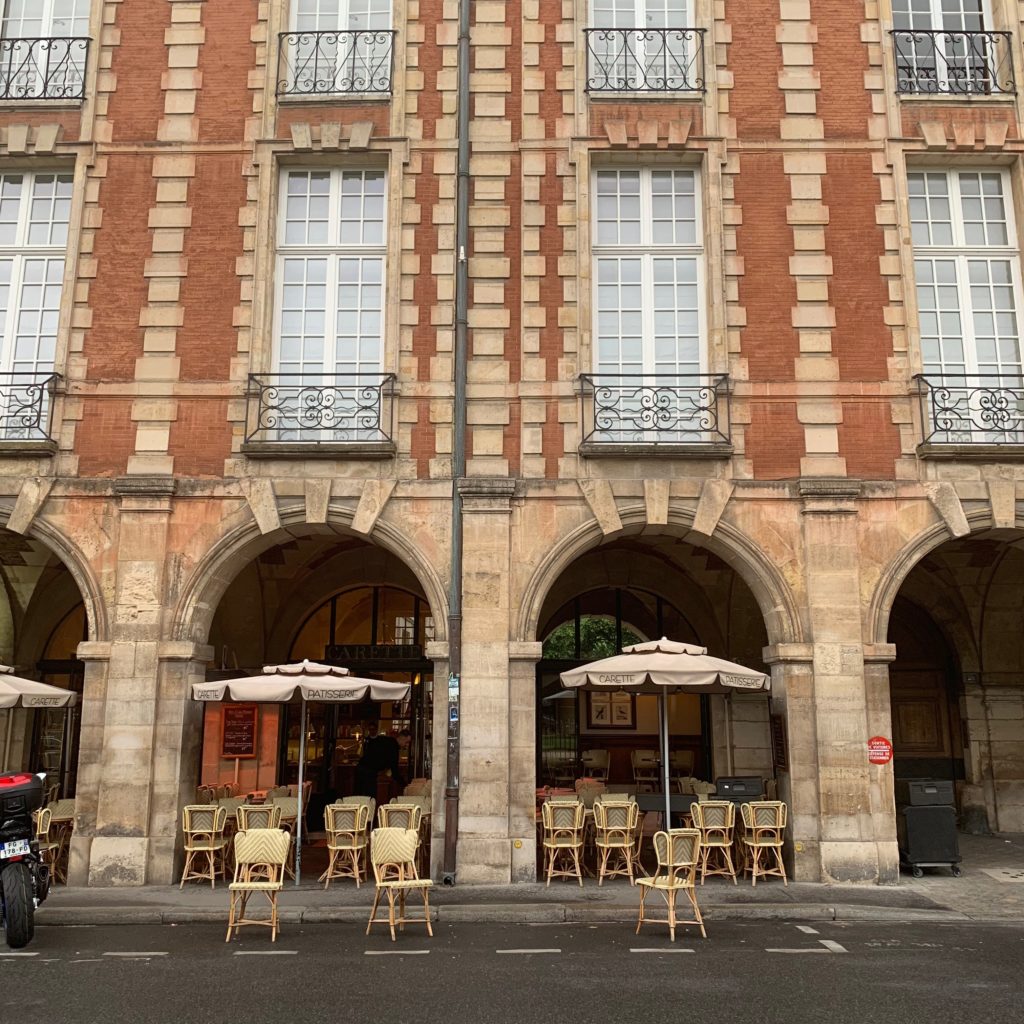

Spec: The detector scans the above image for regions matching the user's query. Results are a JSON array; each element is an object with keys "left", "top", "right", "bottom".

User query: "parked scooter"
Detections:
[{"left": 0, "top": 772, "right": 50, "bottom": 948}]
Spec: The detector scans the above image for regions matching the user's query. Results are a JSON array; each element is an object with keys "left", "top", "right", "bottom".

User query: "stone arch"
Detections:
[
  {"left": 171, "top": 503, "right": 449, "bottom": 647},
  {"left": 867, "top": 509, "right": 1003, "bottom": 647},
  {"left": 516, "top": 503, "right": 804, "bottom": 648},
  {"left": 0, "top": 504, "right": 108, "bottom": 645}
]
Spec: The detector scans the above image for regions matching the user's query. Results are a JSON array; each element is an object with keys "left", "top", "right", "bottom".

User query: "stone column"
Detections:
[
  {"left": 509, "top": 641, "right": 541, "bottom": 881},
  {"left": 69, "top": 478, "right": 179, "bottom": 886},
  {"left": 863, "top": 644, "right": 899, "bottom": 884},
  {"left": 794, "top": 479, "right": 894, "bottom": 883},
  {"left": 425, "top": 639, "right": 449, "bottom": 879},
  {"left": 455, "top": 478, "right": 517, "bottom": 883}
]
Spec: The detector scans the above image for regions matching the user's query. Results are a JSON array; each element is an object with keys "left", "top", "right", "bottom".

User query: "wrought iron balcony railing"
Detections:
[
  {"left": 891, "top": 30, "right": 1015, "bottom": 96},
  {"left": 584, "top": 28, "right": 706, "bottom": 94},
  {"left": 916, "top": 374, "right": 1024, "bottom": 448},
  {"left": 0, "top": 372, "right": 60, "bottom": 443},
  {"left": 277, "top": 30, "right": 396, "bottom": 96},
  {"left": 244, "top": 373, "right": 397, "bottom": 454},
  {"left": 0, "top": 37, "right": 89, "bottom": 101},
  {"left": 579, "top": 373, "right": 730, "bottom": 454}
]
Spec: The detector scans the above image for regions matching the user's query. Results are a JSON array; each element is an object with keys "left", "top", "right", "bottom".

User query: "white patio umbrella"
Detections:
[
  {"left": 559, "top": 639, "right": 769, "bottom": 826},
  {"left": 191, "top": 660, "right": 411, "bottom": 884},
  {"left": 0, "top": 666, "right": 78, "bottom": 773}
]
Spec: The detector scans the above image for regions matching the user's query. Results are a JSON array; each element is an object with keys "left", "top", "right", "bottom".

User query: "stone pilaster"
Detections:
[
  {"left": 455, "top": 477, "right": 517, "bottom": 882},
  {"left": 509, "top": 640, "right": 541, "bottom": 881}
]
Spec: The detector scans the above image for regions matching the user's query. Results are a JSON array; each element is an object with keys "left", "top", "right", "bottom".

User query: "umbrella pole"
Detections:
[
  {"left": 660, "top": 692, "right": 671, "bottom": 830},
  {"left": 3, "top": 708, "right": 14, "bottom": 773},
  {"left": 296, "top": 701, "right": 306, "bottom": 887}
]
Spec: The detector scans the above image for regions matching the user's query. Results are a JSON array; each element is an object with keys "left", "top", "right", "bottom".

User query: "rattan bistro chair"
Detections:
[
  {"left": 225, "top": 828, "right": 291, "bottom": 943},
  {"left": 320, "top": 803, "right": 371, "bottom": 888},
  {"left": 366, "top": 827, "right": 434, "bottom": 942},
  {"left": 631, "top": 750, "right": 659, "bottom": 792},
  {"left": 541, "top": 799, "right": 585, "bottom": 887},
  {"left": 636, "top": 829, "right": 707, "bottom": 941},
  {"left": 180, "top": 805, "right": 230, "bottom": 888},
  {"left": 740, "top": 801, "right": 788, "bottom": 887},
  {"left": 580, "top": 749, "right": 610, "bottom": 781},
  {"left": 34, "top": 808, "right": 61, "bottom": 881},
  {"left": 236, "top": 803, "right": 283, "bottom": 831},
  {"left": 594, "top": 799, "right": 640, "bottom": 885},
  {"left": 691, "top": 800, "right": 738, "bottom": 885}
]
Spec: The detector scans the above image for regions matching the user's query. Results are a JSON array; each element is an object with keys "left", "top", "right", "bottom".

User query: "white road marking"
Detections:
[
  {"left": 0, "top": 952, "right": 38, "bottom": 958},
  {"left": 796, "top": 925, "right": 819, "bottom": 935},
  {"left": 630, "top": 948, "right": 694, "bottom": 954},
  {"left": 496, "top": 948, "right": 562, "bottom": 955},
  {"left": 766, "top": 948, "right": 832, "bottom": 954},
  {"left": 364, "top": 950, "right": 431, "bottom": 956},
  {"left": 71, "top": 959, "right": 102, "bottom": 963},
  {"left": 819, "top": 939, "right": 848, "bottom": 953},
  {"left": 103, "top": 952, "right": 168, "bottom": 958},
  {"left": 234, "top": 950, "right": 298, "bottom": 956}
]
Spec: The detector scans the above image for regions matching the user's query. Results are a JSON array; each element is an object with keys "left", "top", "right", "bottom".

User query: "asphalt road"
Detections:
[{"left": 1, "top": 919, "right": 1021, "bottom": 1024}]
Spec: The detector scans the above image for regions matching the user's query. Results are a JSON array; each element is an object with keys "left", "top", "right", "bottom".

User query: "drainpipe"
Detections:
[{"left": 442, "top": 0, "right": 471, "bottom": 886}]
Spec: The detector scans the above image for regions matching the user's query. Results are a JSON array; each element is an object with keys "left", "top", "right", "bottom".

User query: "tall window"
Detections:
[
  {"left": 0, "top": 171, "right": 71, "bottom": 438},
  {"left": 0, "top": 1, "right": 90, "bottom": 100},
  {"left": 593, "top": 168, "right": 703, "bottom": 377},
  {"left": 910, "top": 169, "right": 1024, "bottom": 441},
  {"left": 276, "top": 168, "right": 386, "bottom": 381},
  {"left": 284, "top": 0, "right": 392, "bottom": 95},
  {"left": 590, "top": 168, "right": 707, "bottom": 442},
  {"left": 892, "top": 1, "right": 1005, "bottom": 95},
  {"left": 589, "top": 1, "right": 698, "bottom": 92}
]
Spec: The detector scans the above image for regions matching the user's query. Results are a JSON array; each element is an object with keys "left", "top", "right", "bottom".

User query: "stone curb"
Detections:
[{"left": 36, "top": 902, "right": 972, "bottom": 927}]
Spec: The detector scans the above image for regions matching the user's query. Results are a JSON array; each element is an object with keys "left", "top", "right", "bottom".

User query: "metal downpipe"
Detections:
[{"left": 442, "top": 0, "right": 471, "bottom": 886}]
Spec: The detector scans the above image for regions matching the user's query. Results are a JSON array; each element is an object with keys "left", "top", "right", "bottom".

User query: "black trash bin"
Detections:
[{"left": 895, "top": 778, "right": 961, "bottom": 878}]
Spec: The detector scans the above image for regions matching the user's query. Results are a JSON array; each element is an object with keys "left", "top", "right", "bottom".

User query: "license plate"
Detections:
[{"left": 0, "top": 839, "right": 31, "bottom": 858}]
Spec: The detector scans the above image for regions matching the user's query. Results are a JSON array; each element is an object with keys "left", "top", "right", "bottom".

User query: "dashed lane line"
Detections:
[
  {"left": 234, "top": 950, "right": 298, "bottom": 956},
  {"left": 796, "top": 925, "right": 819, "bottom": 935},
  {"left": 630, "top": 948, "right": 694, "bottom": 954},
  {"left": 364, "top": 950, "right": 431, "bottom": 956},
  {"left": 495, "top": 948, "right": 562, "bottom": 955},
  {"left": 819, "top": 940, "right": 848, "bottom": 953},
  {"left": 102, "top": 952, "right": 169, "bottom": 959},
  {"left": 766, "top": 948, "right": 832, "bottom": 954},
  {"left": 0, "top": 952, "right": 38, "bottom": 958}
]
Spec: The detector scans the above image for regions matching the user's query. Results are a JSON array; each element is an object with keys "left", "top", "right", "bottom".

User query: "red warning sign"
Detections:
[{"left": 867, "top": 736, "right": 893, "bottom": 765}]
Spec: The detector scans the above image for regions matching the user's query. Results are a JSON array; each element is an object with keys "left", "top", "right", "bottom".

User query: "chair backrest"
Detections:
[
  {"left": 379, "top": 803, "right": 422, "bottom": 831},
  {"left": 272, "top": 797, "right": 300, "bottom": 820},
  {"left": 541, "top": 800, "right": 584, "bottom": 832},
  {"left": 35, "top": 807, "right": 52, "bottom": 840},
  {"left": 267, "top": 785, "right": 289, "bottom": 799},
  {"left": 741, "top": 801, "right": 787, "bottom": 830},
  {"left": 631, "top": 749, "right": 658, "bottom": 768},
  {"left": 669, "top": 750, "right": 695, "bottom": 774},
  {"left": 325, "top": 802, "right": 369, "bottom": 833},
  {"left": 580, "top": 749, "right": 609, "bottom": 768},
  {"left": 691, "top": 800, "right": 735, "bottom": 830},
  {"left": 404, "top": 778, "right": 430, "bottom": 796},
  {"left": 233, "top": 828, "right": 290, "bottom": 879},
  {"left": 593, "top": 799, "right": 638, "bottom": 833},
  {"left": 183, "top": 804, "right": 227, "bottom": 834},
  {"left": 196, "top": 785, "right": 216, "bottom": 803},
  {"left": 216, "top": 783, "right": 236, "bottom": 799},
  {"left": 653, "top": 829, "right": 701, "bottom": 872},
  {"left": 236, "top": 804, "right": 282, "bottom": 830},
  {"left": 370, "top": 827, "right": 419, "bottom": 880}
]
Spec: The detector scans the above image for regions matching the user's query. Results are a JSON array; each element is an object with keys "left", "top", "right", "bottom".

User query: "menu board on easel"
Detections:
[{"left": 221, "top": 705, "right": 257, "bottom": 759}]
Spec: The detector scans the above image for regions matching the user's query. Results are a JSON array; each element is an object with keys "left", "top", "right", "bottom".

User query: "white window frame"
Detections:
[
  {"left": 892, "top": 0, "right": 990, "bottom": 31},
  {"left": 267, "top": 166, "right": 388, "bottom": 443},
  {"left": 909, "top": 167, "right": 1024, "bottom": 443},
  {"left": 590, "top": 0, "right": 693, "bottom": 27},
  {"left": 589, "top": 166, "right": 710, "bottom": 443},
  {"left": 290, "top": 0, "right": 392, "bottom": 32},
  {"left": 0, "top": 169, "right": 71, "bottom": 439},
  {"left": 0, "top": 0, "right": 91, "bottom": 38}
]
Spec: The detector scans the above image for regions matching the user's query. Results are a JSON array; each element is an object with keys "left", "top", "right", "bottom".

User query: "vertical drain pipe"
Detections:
[{"left": 442, "top": 0, "right": 471, "bottom": 886}]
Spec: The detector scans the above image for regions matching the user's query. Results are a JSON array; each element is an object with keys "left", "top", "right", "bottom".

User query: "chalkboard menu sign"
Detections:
[
  {"left": 221, "top": 705, "right": 257, "bottom": 759},
  {"left": 770, "top": 713, "right": 788, "bottom": 773}
]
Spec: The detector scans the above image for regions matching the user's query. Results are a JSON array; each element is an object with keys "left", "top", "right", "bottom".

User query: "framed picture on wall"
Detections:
[{"left": 588, "top": 691, "right": 635, "bottom": 729}]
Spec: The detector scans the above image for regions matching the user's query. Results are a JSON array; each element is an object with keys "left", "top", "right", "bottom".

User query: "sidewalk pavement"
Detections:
[{"left": 35, "top": 832, "right": 1024, "bottom": 928}]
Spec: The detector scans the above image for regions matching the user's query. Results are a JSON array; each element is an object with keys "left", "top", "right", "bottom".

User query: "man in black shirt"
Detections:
[{"left": 355, "top": 726, "right": 411, "bottom": 797}]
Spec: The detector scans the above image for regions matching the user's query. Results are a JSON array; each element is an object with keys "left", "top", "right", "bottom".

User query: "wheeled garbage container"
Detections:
[{"left": 895, "top": 779, "right": 961, "bottom": 878}]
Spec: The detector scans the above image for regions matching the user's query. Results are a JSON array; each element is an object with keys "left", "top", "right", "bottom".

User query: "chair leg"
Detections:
[
  {"left": 597, "top": 847, "right": 608, "bottom": 886},
  {"left": 751, "top": 847, "right": 761, "bottom": 887},
  {"left": 723, "top": 844, "right": 737, "bottom": 885},
  {"left": 387, "top": 888, "right": 397, "bottom": 942},
  {"left": 699, "top": 843, "right": 709, "bottom": 885},
  {"left": 225, "top": 892, "right": 236, "bottom": 942},
  {"left": 423, "top": 887, "right": 433, "bottom": 938},
  {"left": 180, "top": 850, "right": 194, "bottom": 889},
  {"left": 775, "top": 844, "right": 788, "bottom": 886},
  {"left": 270, "top": 892, "right": 279, "bottom": 942},
  {"left": 667, "top": 888, "right": 677, "bottom": 942},
  {"left": 573, "top": 846, "right": 583, "bottom": 887},
  {"left": 636, "top": 886, "right": 647, "bottom": 935},
  {"left": 687, "top": 887, "right": 707, "bottom": 939},
  {"left": 367, "top": 886, "right": 383, "bottom": 936}
]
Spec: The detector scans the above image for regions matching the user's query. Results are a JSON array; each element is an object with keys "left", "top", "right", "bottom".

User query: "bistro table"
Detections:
[{"left": 634, "top": 792, "right": 696, "bottom": 828}]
